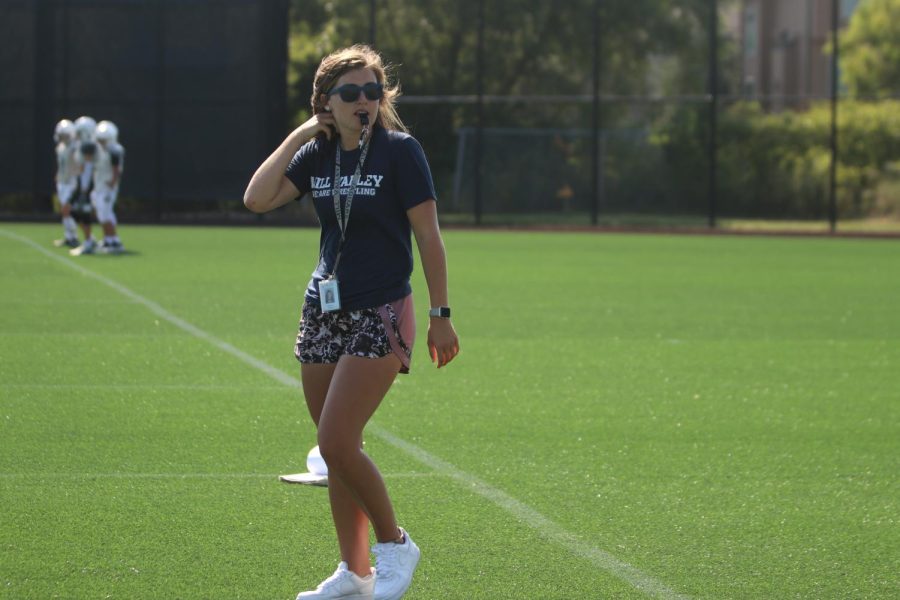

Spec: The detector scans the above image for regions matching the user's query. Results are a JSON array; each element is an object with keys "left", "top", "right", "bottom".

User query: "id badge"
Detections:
[{"left": 318, "top": 278, "right": 341, "bottom": 312}]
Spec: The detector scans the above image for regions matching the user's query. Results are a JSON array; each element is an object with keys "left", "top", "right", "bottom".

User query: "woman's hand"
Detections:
[
  {"left": 298, "top": 112, "right": 336, "bottom": 142},
  {"left": 407, "top": 200, "right": 459, "bottom": 369},
  {"left": 428, "top": 318, "right": 459, "bottom": 368},
  {"left": 243, "top": 116, "right": 329, "bottom": 214}
]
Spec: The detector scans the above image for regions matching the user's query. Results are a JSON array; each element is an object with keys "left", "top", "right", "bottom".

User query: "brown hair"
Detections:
[{"left": 311, "top": 44, "right": 408, "bottom": 134}]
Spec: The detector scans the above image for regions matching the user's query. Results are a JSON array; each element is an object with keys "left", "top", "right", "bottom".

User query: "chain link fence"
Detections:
[{"left": 3, "top": 0, "right": 899, "bottom": 232}]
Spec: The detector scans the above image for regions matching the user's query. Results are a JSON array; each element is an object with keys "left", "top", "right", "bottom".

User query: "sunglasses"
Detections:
[{"left": 327, "top": 82, "right": 384, "bottom": 103}]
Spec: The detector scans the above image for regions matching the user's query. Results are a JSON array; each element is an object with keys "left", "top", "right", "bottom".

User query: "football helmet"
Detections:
[
  {"left": 54, "top": 119, "right": 75, "bottom": 143},
  {"left": 74, "top": 116, "right": 97, "bottom": 142},
  {"left": 96, "top": 120, "right": 119, "bottom": 144}
]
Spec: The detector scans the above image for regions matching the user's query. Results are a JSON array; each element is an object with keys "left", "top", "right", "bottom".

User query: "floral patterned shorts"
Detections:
[{"left": 294, "top": 295, "right": 415, "bottom": 374}]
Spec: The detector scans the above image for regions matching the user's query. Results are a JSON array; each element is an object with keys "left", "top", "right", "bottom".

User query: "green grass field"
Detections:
[{"left": 1, "top": 223, "right": 898, "bottom": 599}]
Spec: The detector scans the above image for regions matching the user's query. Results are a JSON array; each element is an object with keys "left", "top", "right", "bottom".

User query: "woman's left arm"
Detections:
[{"left": 408, "top": 200, "right": 460, "bottom": 368}]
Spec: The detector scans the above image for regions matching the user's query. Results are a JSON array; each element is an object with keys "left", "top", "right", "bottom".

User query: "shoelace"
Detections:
[
  {"left": 374, "top": 544, "right": 399, "bottom": 580},
  {"left": 317, "top": 568, "right": 352, "bottom": 591}
]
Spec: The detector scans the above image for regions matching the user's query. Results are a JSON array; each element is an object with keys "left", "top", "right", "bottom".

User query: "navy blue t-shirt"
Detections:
[{"left": 285, "top": 126, "right": 437, "bottom": 311}]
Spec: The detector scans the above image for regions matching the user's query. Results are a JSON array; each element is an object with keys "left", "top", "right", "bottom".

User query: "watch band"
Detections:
[{"left": 429, "top": 306, "right": 451, "bottom": 318}]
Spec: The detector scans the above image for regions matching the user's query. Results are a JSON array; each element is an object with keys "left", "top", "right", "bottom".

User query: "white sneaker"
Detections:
[
  {"left": 97, "top": 239, "right": 124, "bottom": 254},
  {"left": 53, "top": 237, "right": 79, "bottom": 248},
  {"left": 296, "top": 561, "right": 374, "bottom": 600},
  {"left": 373, "top": 528, "right": 420, "bottom": 600},
  {"left": 69, "top": 239, "right": 96, "bottom": 256}
]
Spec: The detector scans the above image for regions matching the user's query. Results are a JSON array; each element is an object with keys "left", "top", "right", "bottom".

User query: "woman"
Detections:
[{"left": 244, "top": 45, "right": 459, "bottom": 600}]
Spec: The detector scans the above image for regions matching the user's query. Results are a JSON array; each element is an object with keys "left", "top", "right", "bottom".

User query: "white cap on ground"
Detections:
[{"left": 306, "top": 445, "right": 328, "bottom": 476}]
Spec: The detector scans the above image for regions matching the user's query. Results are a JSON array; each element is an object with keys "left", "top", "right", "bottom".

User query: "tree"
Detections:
[
  {"left": 285, "top": 0, "right": 736, "bottom": 206},
  {"left": 288, "top": 0, "right": 724, "bottom": 117},
  {"left": 840, "top": 0, "right": 900, "bottom": 98}
]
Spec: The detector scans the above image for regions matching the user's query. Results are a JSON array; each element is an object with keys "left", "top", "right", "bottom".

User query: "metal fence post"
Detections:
[
  {"left": 590, "top": 0, "right": 601, "bottom": 226},
  {"left": 61, "top": 0, "right": 69, "bottom": 115},
  {"left": 474, "top": 0, "right": 484, "bottom": 225},
  {"left": 259, "top": 0, "right": 289, "bottom": 208},
  {"left": 708, "top": 0, "right": 719, "bottom": 229},
  {"left": 829, "top": 0, "right": 839, "bottom": 233},
  {"left": 369, "top": 0, "right": 376, "bottom": 47},
  {"left": 33, "top": 0, "right": 54, "bottom": 214},
  {"left": 155, "top": 0, "right": 166, "bottom": 220}
]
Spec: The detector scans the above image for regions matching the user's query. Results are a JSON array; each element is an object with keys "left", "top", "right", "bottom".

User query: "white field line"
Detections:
[
  {"left": 2, "top": 383, "right": 293, "bottom": 391},
  {"left": 0, "top": 230, "right": 298, "bottom": 389},
  {"left": 1, "top": 331, "right": 182, "bottom": 337},
  {"left": 371, "top": 425, "right": 690, "bottom": 600},
  {"left": 0, "top": 472, "right": 274, "bottom": 480},
  {"left": 1, "top": 228, "right": 689, "bottom": 600},
  {"left": 0, "top": 472, "right": 435, "bottom": 480}
]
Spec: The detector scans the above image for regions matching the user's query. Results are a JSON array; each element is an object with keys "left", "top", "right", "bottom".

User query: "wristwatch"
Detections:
[{"left": 429, "top": 306, "right": 451, "bottom": 319}]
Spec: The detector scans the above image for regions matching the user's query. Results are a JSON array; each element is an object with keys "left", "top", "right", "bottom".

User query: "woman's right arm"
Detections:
[{"left": 243, "top": 113, "right": 335, "bottom": 214}]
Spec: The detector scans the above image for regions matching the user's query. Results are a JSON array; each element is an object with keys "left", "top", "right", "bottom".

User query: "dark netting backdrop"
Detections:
[
  {"left": 4, "top": 0, "right": 897, "bottom": 229},
  {"left": 0, "top": 0, "right": 287, "bottom": 220}
]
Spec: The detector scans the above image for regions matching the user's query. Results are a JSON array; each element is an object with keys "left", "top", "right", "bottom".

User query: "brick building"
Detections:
[{"left": 736, "top": 0, "right": 858, "bottom": 109}]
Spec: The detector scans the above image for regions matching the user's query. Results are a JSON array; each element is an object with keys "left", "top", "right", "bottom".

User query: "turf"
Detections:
[{"left": 1, "top": 223, "right": 898, "bottom": 599}]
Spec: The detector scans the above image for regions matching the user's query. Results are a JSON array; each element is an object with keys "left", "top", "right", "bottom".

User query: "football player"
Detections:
[
  {"left": 52, "top": 119, "right": 81, "bottom": 248},
  {"left": 92, "top": 120, "right": 125, "bottom": 253},
  {"left": 69, "top": 137, "right": 99, "bottom": 256}
]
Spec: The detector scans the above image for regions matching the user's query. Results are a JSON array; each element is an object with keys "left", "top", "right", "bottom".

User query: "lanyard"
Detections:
[{"left": 329, "top": 135, "right": 371, "bottom": 277}]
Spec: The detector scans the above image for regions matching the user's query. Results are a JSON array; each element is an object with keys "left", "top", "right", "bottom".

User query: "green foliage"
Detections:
[
  {"left": 287, "top": 0, "right": 729, "bottom": 121},
  {"left": 283, "top": 2, "right": 898, "bottom": 219},
  {"left": 285, "top": 1, "right": 742, "bottom": 212},
  {"left": 653, "top": 100, "right": 900, "bottom": 217},
  {"left": 840, "top": 0, "right": 900, "bottom": 98},
  {"left": 291, "top": 2, "right": 673, "bottom": 93}
]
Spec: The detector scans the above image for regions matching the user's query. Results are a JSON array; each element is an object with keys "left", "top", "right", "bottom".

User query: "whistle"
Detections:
[{"left": 359, "top": 112, "right": 370, "bottom": 147}]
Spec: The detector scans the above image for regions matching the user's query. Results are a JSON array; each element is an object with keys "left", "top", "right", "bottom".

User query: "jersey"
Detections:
[
  {"left": 93, "top": 142, "right": 125, "bottom": 191},
  {"left": 78, "top": 158, "right": 94, "bottom": 194},
  {"left": 285, "top": 126, "right": 437, "bottom": 312},
  {"left": 55, "top": 141, "right": 80, "bottom": 184}
]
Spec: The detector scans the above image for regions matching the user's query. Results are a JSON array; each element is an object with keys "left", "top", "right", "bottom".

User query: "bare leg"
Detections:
[
  {"left": 318, "top": 355, "right": 402, "bottom": 542},
  {"left": 301, "top": 362, "right": 371, "bottom": 578},
  {"left": 312, "top": 354, "right": 403, "bottom": 575},
  {"left": 302, "top": 363, "right": 369, "bottom": 574}
]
